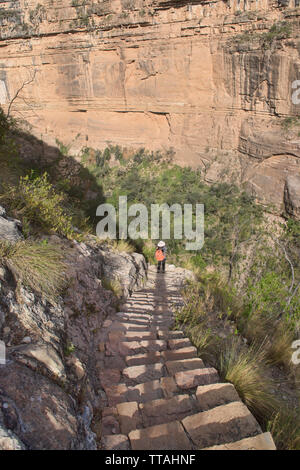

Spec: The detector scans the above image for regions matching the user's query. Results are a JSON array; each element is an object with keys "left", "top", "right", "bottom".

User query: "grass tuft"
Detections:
[
  {"left": 0, "top": 239, "right": 67, "bottom": 301},
  {"left": 268, "top": 408, "right": 300, "bottom": 450},
  {"left": 218, "top": 339, "right": 277, "bottom": 423}
]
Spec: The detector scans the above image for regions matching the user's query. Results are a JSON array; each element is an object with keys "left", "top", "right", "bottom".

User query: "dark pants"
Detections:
[{"left": 157, "top": 259, "right": 166, "bottom": 272}]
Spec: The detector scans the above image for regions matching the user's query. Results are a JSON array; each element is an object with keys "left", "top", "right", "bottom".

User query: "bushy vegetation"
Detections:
[
  {"left": 229, "top": 20, "right": 292, "bottom": 50},
  {"left": 261, "top": 21, "right": 292, "bottom": 48},
  {"left": 1, "top": 172, "right": 78, "bottom": 239},
  {"left": 82, "top": 145, "right": 263, "bottom": 269},
  {"left": 0, "top": 110, "right": 103, "bottom": 239}
]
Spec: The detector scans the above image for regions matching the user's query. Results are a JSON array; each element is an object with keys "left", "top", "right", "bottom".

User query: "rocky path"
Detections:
[{"left": 99, "top": 266, "right": 276, "bottom": 451}]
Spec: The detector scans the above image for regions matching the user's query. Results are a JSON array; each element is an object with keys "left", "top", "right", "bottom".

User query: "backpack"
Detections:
[{"left": 155, "top": 248, "right": 164, "bottom": 261}]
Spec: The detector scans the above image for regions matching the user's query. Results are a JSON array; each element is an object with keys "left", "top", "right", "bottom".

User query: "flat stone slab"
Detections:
[
  {"left": 181, "top": 401, "right": 262, "bottom": 449},
  {"left": 168, "top": 338, "right": 192, "bottom": 350},
  {"left": 139, "top": 340, "right": 167, "bottom": 352},
  {"left": 116, "top": 315, "right": 150, "bottom": 325},
  {"left": 122, "top": 331, "right": 157, "bottom": 341},
  {"left": 129, "top": 420, "right": 193, "bottom": 450},
  {"left": 175, "top": 368, "right": 219, "bottom": 389},
  {"left": 127, "top": 380, "right": 165, "bottom": 403},
  {"left": 140, "top": 394, "right": 197, "bottom": 427},
  {"left": 162, "top": 347, "right": 197, "bottom": 361},
  {"left": 117, "top": 312, "right": 151, "bottom": 320},
  {"left": 196, "top": 383, "right": 241, "bottom": 411},
  {"left": 203, "top": 432, "right": 276, "bottom": 450},
  {"left": 160, "top": 376, "right": 179, "bottom": 398},
  {"left": 166, "top": 358, "right": 205, "bottom": 375},
  {"left": 106, "top": 340, "right": 142, "bottom": 357},
  {"left": 118, "top": 339, "right": 167, "bottom": 356},
  {"left": 104, "top": 384, "right": 128, "bottom": 406},
  {"left": 116, "top": 402, "right": 142, "bottom": 435},
  {"left": 101, "top": 434, "right": 130, "bottom": 450},
  {"left": 110, "top": 322, "right": 151, "bottom": 332},
  {"left": 157, "top": 330, "right": 184, "bottom": 339},
  {"left": 125, "top": 352, "right": 163, "bottom": 367},
  {"left": 123, "top": 363, "right": 165, "bottom": 385}
]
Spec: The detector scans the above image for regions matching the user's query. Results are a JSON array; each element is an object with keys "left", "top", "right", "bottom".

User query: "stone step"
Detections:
[
  {"left": 195, "top": 383, "right": 241, "bottom": 411},
  {"left": 109, "top": 322, "right": 152, "bottom": 332},
  {"left": 162, "top": 346, "right": 198, "bottom": 361},
  {"left": 166, "top": 357, "right": 205, "bottom": 375},
  {"left": 122, "top": 363, "right": 166, "bottom": 385},
  {"left": 202, "top": 432, "right": 276, "bottom": 450},
  {"left": 110, "top": 321, "right": 170, "bottom": 333},
  {"left": 115, "top": 317, "right": 150, "bottom": 326},
  {"left": 181, "top": 401, "right": 262, "bottom": 449},
  {"left": 125, "top": 352, "right": 163, "bottom": 367},
  {"left": 116, "top": 313, "right": 151, "bottom": 321},
  {"left": 174, "top": 367, "right": 219, "bottom": 390},
  {"left": 127, "top": 376, "right": 180, "bottom": 403},
  {"left": 108, "top": 331, "right": 155, "bottom": 343},
  {"left": 127, "top": 379, "right": 165, "bottom": 403},
  {"left": 116, "top": 401, "right": 143, "bottom": 435},
  {"left": 115, "top": 331, "right": 158, "bottom": 341},
  {"left": 106, "top": 339, "right": 167, "bottom": 357},
  {"left": 129, "top": 420, "right": 193, "bottom": 450},
  {"left": 157, "top": 330, "right": 184, "bottom": 340},
  {"left": 139, "top": 394, "right": 198, "bottom": 427},
  {"left": 104, "top": 383, "right": 129, "bottom": 406},
  {"left": 101, "top": 434, "right": 130, "bottom": 450},
  {"left": 123, "top": 346, "right": 199, "bottom": 367},
  {"left": 104, "top": 374, "right": 181, "bottom": 406},
  {"left": 168, "top": 338, "right": 192, "bottom": 350}
]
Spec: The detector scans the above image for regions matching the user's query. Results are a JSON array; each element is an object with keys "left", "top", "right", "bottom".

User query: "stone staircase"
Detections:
[{"left": 99, "top": 266, "right": 276, "bottom": 451}]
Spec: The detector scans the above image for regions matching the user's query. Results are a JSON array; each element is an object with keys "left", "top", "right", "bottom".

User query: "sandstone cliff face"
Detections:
[
  {"left": 0, "top": 1, "right": 300, "bottom": 212},
  {"left": 0, "top": 211, "right": 147, "bottom": 450}
]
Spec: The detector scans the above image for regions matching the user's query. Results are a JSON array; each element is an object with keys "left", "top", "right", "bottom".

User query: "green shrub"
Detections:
[
  {"left": 1, "top": 172, "right": 77, "bottom": 239},
  {"left": 261, "top": 21, "right": 292, "bottom": 48},
  {"left": 64, "top": 342, "right": 76, "bottom": 356}
]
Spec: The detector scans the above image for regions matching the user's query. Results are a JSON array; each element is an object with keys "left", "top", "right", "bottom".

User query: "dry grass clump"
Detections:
[
  {"left": 101, "top": 276, "right": 123, "bottom": 299},
  {"left": 268, "top": 407, "right": 300, "bottom": 450},
  {"left": 0, "top": 239, "right": 67, "bottom": 301},
  {"left": 218, "top": 339, "right": 277, "bottom": 423}
]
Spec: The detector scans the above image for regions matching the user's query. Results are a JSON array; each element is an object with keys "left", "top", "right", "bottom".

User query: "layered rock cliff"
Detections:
[{"left": 0, "top": 0, "right": 300, "bottom": 212}]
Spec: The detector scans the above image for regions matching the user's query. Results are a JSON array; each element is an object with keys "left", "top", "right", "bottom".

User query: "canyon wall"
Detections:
[{"left": 0, "top": 0, "right": 300, "bottom": 213}]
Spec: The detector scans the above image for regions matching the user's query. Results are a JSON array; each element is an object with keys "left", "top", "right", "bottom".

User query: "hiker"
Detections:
[{"left": 155, "top": 241, "right": 166, "bottom": 273}]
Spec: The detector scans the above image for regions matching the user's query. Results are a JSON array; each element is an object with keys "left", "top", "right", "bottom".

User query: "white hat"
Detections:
[{"left": 157, "top": 240, "right": 165, "bottom": 247}]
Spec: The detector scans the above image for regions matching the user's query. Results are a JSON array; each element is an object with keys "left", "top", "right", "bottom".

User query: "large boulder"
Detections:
[
  {"left": 284, "top": 174, "right": 300, "bottom": 220},
  {"left": 0, "top": 206, "right": 22, "bottom": 242},
  {"left": 98, "top": 248, "right": 147, "bottom": 298}
]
